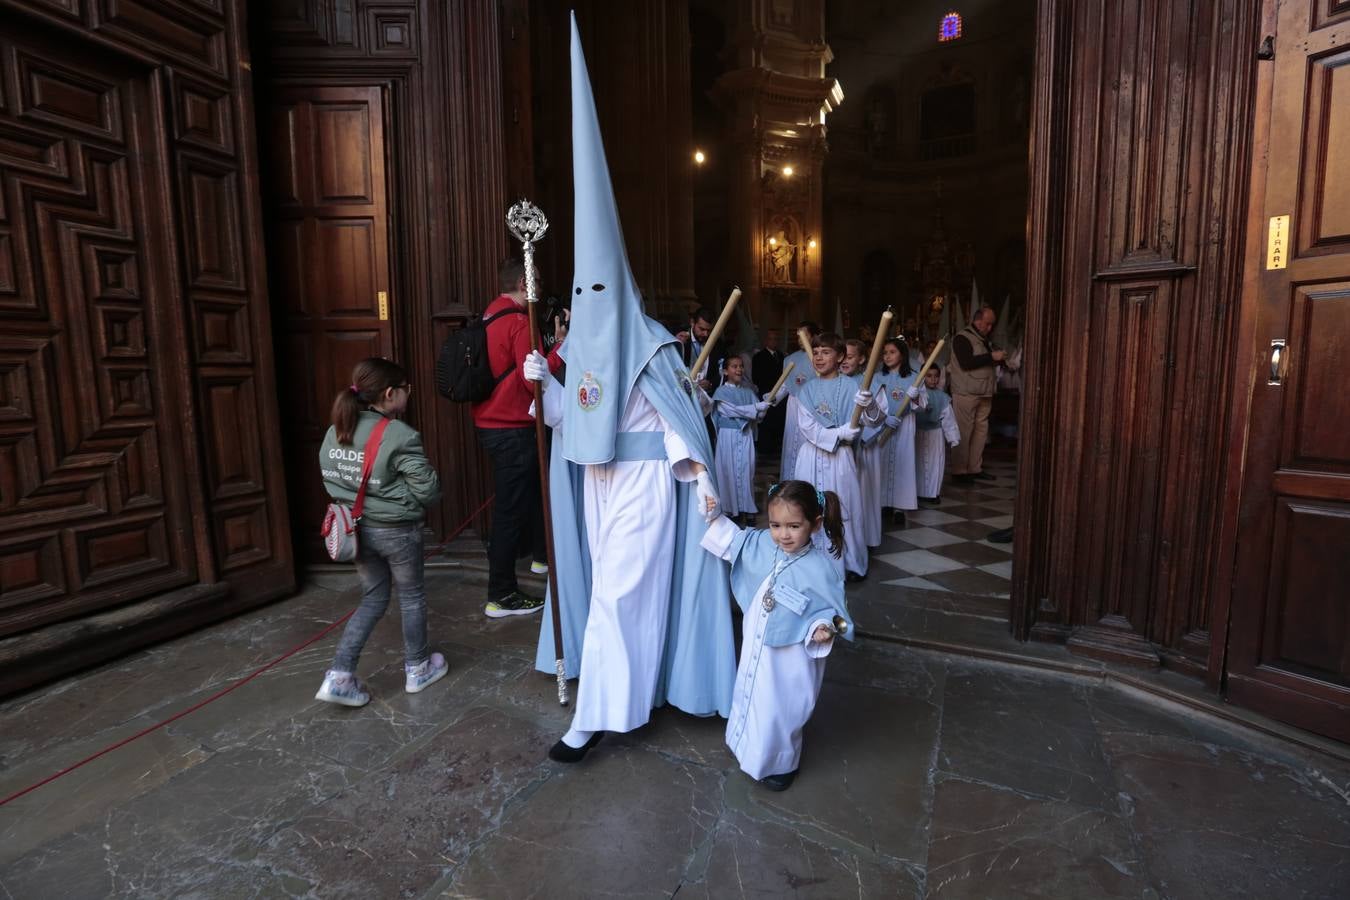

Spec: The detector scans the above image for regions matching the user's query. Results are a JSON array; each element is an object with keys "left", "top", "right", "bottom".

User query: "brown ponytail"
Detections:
[
  {"left": 766, "top": 480, "right": 846, "bottom": 559},
  {"left": 331, "top": 357, "right": 408, "bottom": 445}
]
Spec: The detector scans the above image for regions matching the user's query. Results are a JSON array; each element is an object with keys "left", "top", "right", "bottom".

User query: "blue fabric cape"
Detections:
[
  {"left": 724, "top": 525, "right": 854, "bottom": 648},
  {"left": 781, "top": 349, "right": 817, "bottom": 397}
]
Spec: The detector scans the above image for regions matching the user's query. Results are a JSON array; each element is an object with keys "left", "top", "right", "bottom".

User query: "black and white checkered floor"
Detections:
[
  {"left": 869, "top": 458, "right": 1016, "bottom": 598},
  {"left": 754, "top": 454, "right": 1016, "bottom": 599}
]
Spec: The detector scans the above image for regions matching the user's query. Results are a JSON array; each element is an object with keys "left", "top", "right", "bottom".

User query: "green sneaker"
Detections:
[{"left": 485, "top": 590, "right": 545, "bottom": 618}]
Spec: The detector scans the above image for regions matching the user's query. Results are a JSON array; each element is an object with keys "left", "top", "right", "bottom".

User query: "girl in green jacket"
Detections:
[{"left": 315, "top": 358, "right": 446, "bottom": 707}]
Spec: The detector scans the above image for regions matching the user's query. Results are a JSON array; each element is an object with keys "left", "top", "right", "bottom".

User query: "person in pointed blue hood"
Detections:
[{"left": 522, "top": 12, "right": 736, "bottom": 763}]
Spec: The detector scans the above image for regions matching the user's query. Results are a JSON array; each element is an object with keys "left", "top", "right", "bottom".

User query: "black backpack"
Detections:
[{"left": 435, "top": 308, "right": 526, "bottom": 402}]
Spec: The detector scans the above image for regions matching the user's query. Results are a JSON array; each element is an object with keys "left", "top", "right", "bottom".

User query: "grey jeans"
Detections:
[{"left": 332, "top": 524, "right": 430, "bottom": 672}]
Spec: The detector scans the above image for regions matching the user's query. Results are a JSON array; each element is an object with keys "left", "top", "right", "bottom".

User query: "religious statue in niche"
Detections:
[
  {"left": 770, "top": 0, "right": 796, "bottom": 28},
  {"left": 764, "top": 216, "right": 800, "bottom": 285}
]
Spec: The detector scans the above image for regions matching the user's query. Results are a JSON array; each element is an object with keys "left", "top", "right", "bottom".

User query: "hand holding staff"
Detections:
[
  {"left": 506, "top": 199, "right": 568, "bottom": 707},
  {"left": 690, "top": 287, "right": 741, "bottom": 382},
  {"left": 849, "top": 309, "right": 894, "bottom": 428},
  {"left": 766, "top": 361, "right": 795, "bottom": 403},
  {"left": 878, "top": 337, "right": 947, "bottom": 448}
]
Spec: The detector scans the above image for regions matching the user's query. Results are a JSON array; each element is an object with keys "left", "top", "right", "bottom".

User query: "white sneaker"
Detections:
[
  {"left": 530, "top": 560, "right": 549, "bottom": 575},
  {"left": 405, "top": 652, "right": 448, "bottom": 693},
  {"left": 315, "top": 670, "right": 370, "bottom": 707}
]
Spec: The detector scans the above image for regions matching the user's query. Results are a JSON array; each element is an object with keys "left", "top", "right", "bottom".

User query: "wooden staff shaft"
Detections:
[
  {"left": 797, "top": 327, "right": 813, "bottom": 356},
  {"left": 690, "top": 287, "right": 741, "bottom": 380},
  {"left": 523, "top": 249, "right": 567, "bottom": 706},
  {"left": 768, "top": 361, "right": 795, "bottom": 399},
  {"left": 878, "top": 338, "right": 947, "bottom": 448},
  {"left": 849, "top": 310, "right": 893, "bottom": 428}
]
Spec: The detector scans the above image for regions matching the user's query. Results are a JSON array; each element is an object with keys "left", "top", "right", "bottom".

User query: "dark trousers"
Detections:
[{"left": 477, "top": 426, "right": 545, "bottom": 600}]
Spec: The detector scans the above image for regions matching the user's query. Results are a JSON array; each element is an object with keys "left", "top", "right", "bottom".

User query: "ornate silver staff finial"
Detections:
[{"left": 506, "top": 200, "right": 549, "bottom": 304}]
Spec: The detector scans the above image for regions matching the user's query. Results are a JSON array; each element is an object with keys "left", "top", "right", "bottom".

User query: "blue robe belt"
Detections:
[{"left": 613, "top": 431, "right": 666, "bottom": 461}]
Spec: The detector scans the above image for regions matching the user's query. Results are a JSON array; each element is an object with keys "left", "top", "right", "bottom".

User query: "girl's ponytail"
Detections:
[
  {"left": 820, "top": 490, "right": 845, "bottom": 559},
  {"left": 331, "top": 357, "right": 408, "bottom": 445}
]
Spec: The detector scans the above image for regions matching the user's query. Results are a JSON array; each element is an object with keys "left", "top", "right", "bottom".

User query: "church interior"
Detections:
[{"left": 1, "top": 0, "right": 1348, "bottom": 895}]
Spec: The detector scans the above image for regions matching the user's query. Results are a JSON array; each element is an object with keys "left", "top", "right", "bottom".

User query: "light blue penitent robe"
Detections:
[
  {"left": 779, "top": 349, "right": 817, "bottom": 482},
  {"left": 793, "top": 373, "right": 883, "bottom": 576},
  {"left": 533, "top": 13, "right": 734, "bottom": 725},
  {"left": 712, "top": 380, "right": 759, "bottom": 515}
]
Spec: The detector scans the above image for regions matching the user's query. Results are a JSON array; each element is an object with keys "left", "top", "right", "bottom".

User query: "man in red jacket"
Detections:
[{"left": 473, "top": 257, "right": 562, "bottom": 617}]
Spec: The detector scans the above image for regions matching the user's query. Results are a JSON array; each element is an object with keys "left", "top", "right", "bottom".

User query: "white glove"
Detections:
[
  {"left": 949, "top": 439, "right": 960, "bottom": 448},
  {"left": 522, "top": 350, "right": 549, "bottom": 383},
  {"left": 835, "top": 425, "right": 861, "bottom": 445},
  {"left": 884, "top": 415, "right": 901, "bottom": 430},
  {"left": 853, "top": 390, "right": 873, "bottom": 409},
  {"left": 695, "top": 471, "right": 721, "bottom": 523},
  {"left": 761, "top": 391, "right": 776, "bottom": 403},
  {"left": 696, "top": 387, "right": 714, "bottom": 416},
  {"left": 754, "top": 400, "right": 771, "bottom": 413},
  {"left": 905, "top": 384, "right": 920, "bottom": 400}
]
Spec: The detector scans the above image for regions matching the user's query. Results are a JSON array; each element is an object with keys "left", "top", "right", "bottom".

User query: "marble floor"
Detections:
[{"left": 2, "top": 557, "right": 1348, "bottom": 899}]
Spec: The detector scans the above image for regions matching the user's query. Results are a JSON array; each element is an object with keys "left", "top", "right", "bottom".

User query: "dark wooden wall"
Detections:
[
  {"left": 252, "top": 0, "right": 511, "bottom": 553},
  {"left": 1016, "top": 0, "right": 1262, "bottom": 680},
  {"left": 0, "top": 0, "right": 294, "bottom": 694}
]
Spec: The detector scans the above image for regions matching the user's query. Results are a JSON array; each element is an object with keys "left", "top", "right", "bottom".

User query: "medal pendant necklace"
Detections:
[{"left": 762, "top": 546, "right": 808, "bottom": 612}]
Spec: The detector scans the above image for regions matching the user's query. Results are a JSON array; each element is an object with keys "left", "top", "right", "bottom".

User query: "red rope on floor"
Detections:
[{"left": 0, "top": 494, "right": 495, "bottom": 809}]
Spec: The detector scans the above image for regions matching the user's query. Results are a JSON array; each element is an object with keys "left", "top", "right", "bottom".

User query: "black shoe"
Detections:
[
  {"left": 987, "top": 526, "right": 1014, "bottom": 544},
  {"left": 485, "top": 591, "right": 545, "bottom": 618},
  {"left": 918, "top": 496, "right": 940, "bottom": 506},
  {"left": 972, "top": 471, "right": 997, "bottom": 482},
  {"left": 761, "top": 769, "right": 798, "bottom": 791},
  {"left": 548, "top": 731, "right": 604, "bottom": 763},
  {"left": 845, "top": 570, "right": 866, "bottom": 583},
  {"left": 891, "top": 511, "right": 906, "bottom": 528}
]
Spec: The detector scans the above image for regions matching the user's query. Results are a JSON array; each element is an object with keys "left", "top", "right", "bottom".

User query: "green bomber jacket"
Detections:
[{"left": 319, "top": 410, "right": 441, "bottom": 525}]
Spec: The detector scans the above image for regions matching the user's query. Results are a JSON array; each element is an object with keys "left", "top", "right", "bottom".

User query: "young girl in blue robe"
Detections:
[
  {"left": 700, "top": 480, "right": 854, "bottom": 791},
  {"left": 712, "top": 356, "right": 768, "bottom": 523}
]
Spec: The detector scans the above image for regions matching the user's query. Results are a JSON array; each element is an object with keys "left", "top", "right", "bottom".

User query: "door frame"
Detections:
[{"left": 1209, "top": 0, "right": 1282, "bottom": 693}]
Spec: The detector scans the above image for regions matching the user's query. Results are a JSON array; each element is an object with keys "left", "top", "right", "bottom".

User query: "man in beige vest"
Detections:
[{"left": 948, "top": 307, "right": 1005, "bottom": 482}]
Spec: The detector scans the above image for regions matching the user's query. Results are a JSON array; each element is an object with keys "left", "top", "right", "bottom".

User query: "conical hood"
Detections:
[{"left": 560, "top": 11, "right": 674, "bottom": 464}]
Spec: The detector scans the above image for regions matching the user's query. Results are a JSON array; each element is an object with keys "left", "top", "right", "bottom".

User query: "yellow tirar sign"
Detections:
[{"left": 1267, "top": 215, "right": 1289, "bottom": 270}]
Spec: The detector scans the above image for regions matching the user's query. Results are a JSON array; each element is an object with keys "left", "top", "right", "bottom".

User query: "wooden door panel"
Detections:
[
  {"left": 314, "top": 217, "right": 378, "bottom": 313},
  {"left": 264, "top": 84, "right": 391, "bottom": 553},
  {"left": 0, "top": 34, "right": 196, "bottom": 635},
  {"left": 1261, "top": 499, "right": 1349, "bottom": 683},
  {"left": 1229, "top": 0, "right": 1350, "bottom": 741},
  {"left": 313, "top": 103, "right": 374, "bottom": 202},
  {"left": 1299, "top": 50, "right": 1350, "bottom": 253},
  {"left": 1286, "top": 285, "right": 1350, "bottom": 471}
]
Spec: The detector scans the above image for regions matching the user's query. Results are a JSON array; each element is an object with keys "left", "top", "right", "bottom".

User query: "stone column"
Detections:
[{"left": 712, "top": 0, "right": 841, "bottom": 331}]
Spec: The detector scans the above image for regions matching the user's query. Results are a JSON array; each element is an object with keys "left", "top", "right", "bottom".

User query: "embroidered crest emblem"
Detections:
[
  {"left": 577, "top": 371, "right": 602, "bottom": 411},
  {"left": 794, "top": 374, "right": 806, "bottom": 386},
  {"left": 815, "top": 401, "right": 832, "bottom": 417},
  {"left": 675, "top": 368, "right": 694, "bottom": 398},
  {"left": 891, "top": 388, "right": 902, "bottom": 401}
]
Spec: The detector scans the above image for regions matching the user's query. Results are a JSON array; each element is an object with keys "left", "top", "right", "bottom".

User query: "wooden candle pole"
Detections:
[
  {"left": 878, "top": 337, "right": 947, "bottom": 448},
  {"left": 849, "top": 309, "right": 893, "bottom": 428},
  {"left": 797, "top": 326, "right": 813, "bottom": 356},
  {"left": 690, "top": 287, "right": 741, "bottom": 381},
  {"left": 767, "top": 361, "right": 795, "bottom": 401}
]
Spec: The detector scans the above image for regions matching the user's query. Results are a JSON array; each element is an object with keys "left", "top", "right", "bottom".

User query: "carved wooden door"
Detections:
[
  {"left": 1228, "top": 1, "right": 1350, "bottom": 741},
  {"left": 266, "top": 85, "right": 393, "bottom": 554},
  {"left": 0, "top": 35, "right": 198, "bottom": 634}
]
